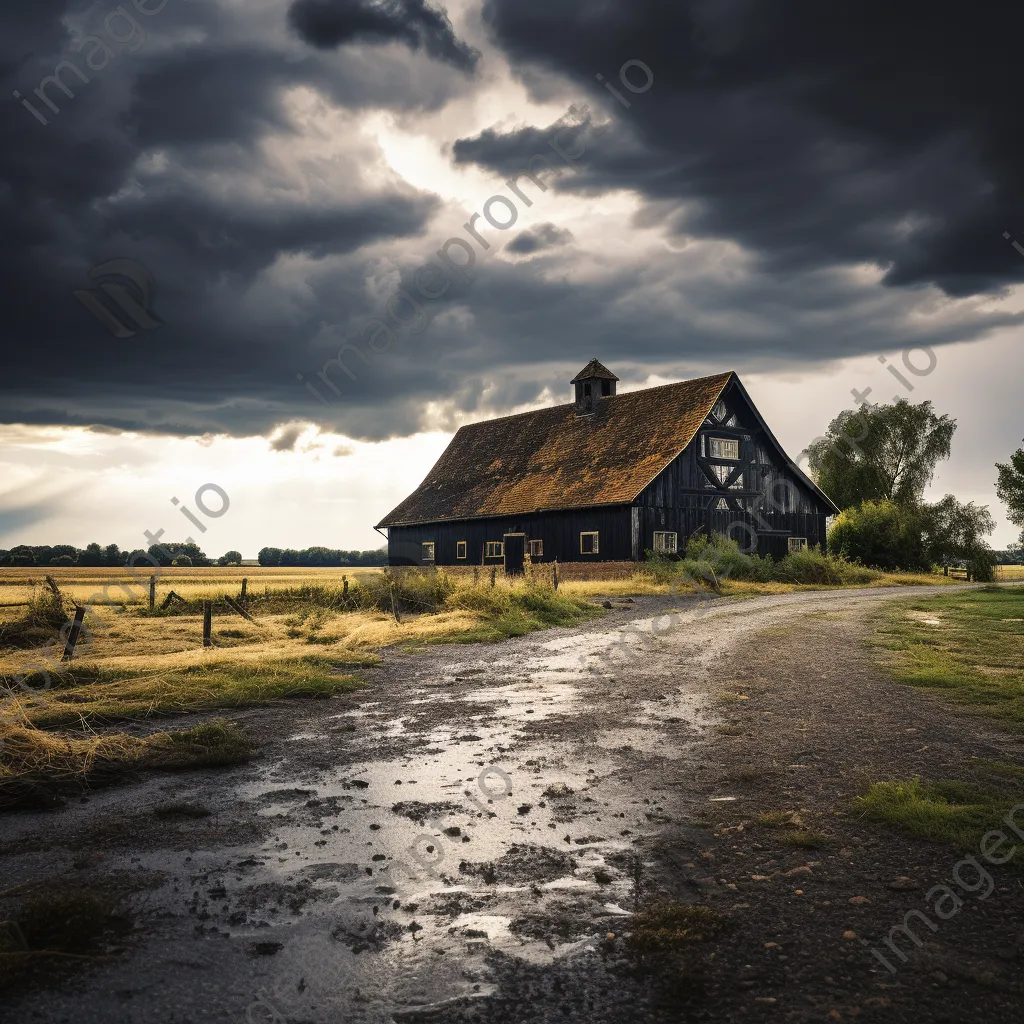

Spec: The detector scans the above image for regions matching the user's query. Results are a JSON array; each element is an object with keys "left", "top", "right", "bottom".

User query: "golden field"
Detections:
[{"left": 0, "top": 565, "right": 384, "bottom": 608}]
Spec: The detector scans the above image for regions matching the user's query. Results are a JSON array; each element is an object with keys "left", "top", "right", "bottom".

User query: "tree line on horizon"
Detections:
[{"left": 0, "top": 542, "right": 388, "bottom": 568}]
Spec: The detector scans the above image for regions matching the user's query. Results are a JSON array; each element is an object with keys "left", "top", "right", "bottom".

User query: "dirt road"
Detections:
[{"left": 3, "top": 584, "right": 1022, "bottom": 1023}]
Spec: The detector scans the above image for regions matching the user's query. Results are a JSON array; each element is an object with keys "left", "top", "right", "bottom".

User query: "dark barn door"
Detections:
[{"left": 504, "top": 533, "right": 525, "bottom": 576}]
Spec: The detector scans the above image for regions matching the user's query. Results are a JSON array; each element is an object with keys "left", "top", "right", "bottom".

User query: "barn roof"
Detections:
[
  {"left": 376, "top": 370, "right": 739, "bottom": 527},
  {"left": 570, "top": 358, "right": 619, "bottom": 383}
]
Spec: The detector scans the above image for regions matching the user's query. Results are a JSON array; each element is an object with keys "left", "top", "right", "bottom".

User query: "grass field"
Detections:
[
  {"left": 0, "top": 565, "right": 384, "bottom": 608},
  {"left": 861, "top": 585, "right": 1024, "bottom": 854},
  {"left": 875, "top": 585, "right": 1024, "bottom": 728}
]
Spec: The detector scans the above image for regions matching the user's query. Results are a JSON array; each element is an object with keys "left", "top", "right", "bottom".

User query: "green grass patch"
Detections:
[
  {"left": 13, "top": 655, "right": 363, "bottom": 727},
  {"left": 781, "top": 829, "right": 831, "bottom": 849},
  {"left": 419, "top": 585, "right": 601, "bottom": 645},
  {"left": 853, "top": 777, "right": 1024, "bottom": 865},
  {"left": 875, "top": 586, "right": 1024, "bottom": 727},
  {"left": 626, "top": 902, "right": 726, "bottom": 963}
]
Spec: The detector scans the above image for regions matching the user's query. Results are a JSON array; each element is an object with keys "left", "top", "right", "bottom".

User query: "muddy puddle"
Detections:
[{"left": 99, "top": 616, "right": 718, "bottom": 1022}]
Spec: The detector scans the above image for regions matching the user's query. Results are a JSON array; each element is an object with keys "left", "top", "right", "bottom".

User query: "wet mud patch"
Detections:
[
  {"left": 331, "top": 916, "right": 405, "bottom": 953},
  {"left": 460, "top": 843, "right": 576, "bottom": 886},
  {"left": 391, "top": 800, "right": 463, "bottom": 823},
  {"left": 192, "top": 875, "right": 342, "bottom": 923},
  {"left": 508, "top": 899, "right": 598, "bottom": 944}
]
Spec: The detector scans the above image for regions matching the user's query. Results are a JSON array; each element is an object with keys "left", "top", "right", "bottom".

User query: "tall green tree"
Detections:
[
  {"left": 996, "top": 446, "right": 1024, "bottom": 530},
  {"left": 922, "top": 495, "right": 995, "bottom": 579},
  {"left": 803, "top": 399, "right": 956, "bottom": 509}
]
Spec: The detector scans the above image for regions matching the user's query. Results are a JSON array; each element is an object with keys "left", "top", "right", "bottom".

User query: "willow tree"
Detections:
[
  {"left": 803, "top": 399, "right": 956, "bottom": 510},
  {"left": 996, "top": 446, "right": 1024, "bottom": 535}
]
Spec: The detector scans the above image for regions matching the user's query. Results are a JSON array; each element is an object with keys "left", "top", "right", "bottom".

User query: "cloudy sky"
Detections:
[{"left": 2, "top": 0, "right": 1022, "bottom": 557}]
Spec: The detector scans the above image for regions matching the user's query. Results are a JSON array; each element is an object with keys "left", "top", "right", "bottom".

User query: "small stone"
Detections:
[
  {"left": 843, "top": 930, "right": 858, "bottom": 940},
  {"left": 933, "top": 971, "right": 947, "bottom": 983},
  {"left": 782, "top": 865, "right": 813, "bottom": 877},
  {"left": 849, "top": 896, "right": 870, "bottom": 905},
  {"left": 888, "top": 876, "right": 917, "bottom": 891},
  {"left": 754, "top": 996, "right": 777, "bottom": 1004},
  {"left": 750, "top": 875, "right": 772, "bottom": 881},
  {"left": 764, "top": 942, "right": 779, "bottom": 949}
]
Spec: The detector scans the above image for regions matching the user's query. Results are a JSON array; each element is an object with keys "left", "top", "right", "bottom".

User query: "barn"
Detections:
[{"left": 375, "top": 361, "right": 840, "bottom": 572}]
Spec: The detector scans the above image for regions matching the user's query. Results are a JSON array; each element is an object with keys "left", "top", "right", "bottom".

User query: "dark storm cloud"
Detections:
[
  {"left": 465, "top": 0, "right": 1024, "bottom": 297},
  {"left": 287, "top": 0, "right": 479, "bottom": 72},
  {"left": 506, "top": 222, "right": 573, "bottom": 255},
  {"left": 1, "top": 0, "right": 1022, "bottom": 447},
  {"left": 0, "top": 0, "right": 472, "bottom": 439}
]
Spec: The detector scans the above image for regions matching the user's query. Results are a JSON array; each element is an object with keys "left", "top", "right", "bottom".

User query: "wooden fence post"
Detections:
[
  {"left": 203, "top": 601, "right": 212, "bottom": 646},
  {"left": 61, "top": 606, "right": 86, "bottom": 662},
  {"left": 473, "top": 566, "right": 479, "bottom": 585},
  {"left": 490, "top": 566, "right": 496, "bottom": 587},
  {"left": 240, "top": 578, "right": 248, "bottom": 603},
  {"left": 149, "top": 575, "right": 156, "bottom": 611},
  {"left": 342, "top": 575, "right": 349, "bottom": 599},
  {"left": 552, "top": 560, "right": 559, "bottom": 590}
]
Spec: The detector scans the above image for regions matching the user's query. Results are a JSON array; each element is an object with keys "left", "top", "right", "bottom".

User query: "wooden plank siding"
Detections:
[{"left": 386, "top": 506, "right": 633, "bottom": 566}]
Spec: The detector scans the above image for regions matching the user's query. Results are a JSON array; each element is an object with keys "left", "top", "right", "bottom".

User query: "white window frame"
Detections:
[
  {"left": 709, "top": 437, "right": 740, "bottom": 460},
  {"left": 528, "top": 539, "right": 543, "bottom": 558},
  {"left": 422, "top": 542, "right": 435, "bottom": 561},
  {"left": 485, "top": 541, "right": 504, "bottom": 558},
  {"left": 456, "top": 541, "right": 467, "bottom": 559},
  {"left": 788, "top": 537, "right": 808, "bottom": 553},
  {"left": 653, "top": 531, "right": 677, "bottom": 554},
  {"left": 579, "top": 531, "right": 599, "bottom": 555}
]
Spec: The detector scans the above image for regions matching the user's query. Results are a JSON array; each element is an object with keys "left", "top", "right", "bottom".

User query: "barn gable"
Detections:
[{"left": 376, "top": 368, "right": 836, "bottom": 529}]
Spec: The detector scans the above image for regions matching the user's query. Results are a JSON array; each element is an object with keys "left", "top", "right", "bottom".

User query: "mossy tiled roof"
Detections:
[{"left": 376, "top": 371, "right": 735, "bottom": 527}]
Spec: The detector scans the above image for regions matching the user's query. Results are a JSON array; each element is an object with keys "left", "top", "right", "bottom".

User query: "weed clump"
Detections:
[
  {"left": 0, "top": 590, "right": 69, "bottom": 650},
  {"left": 0, "top": 719, "right": 254, "bottom": 809},
  {"left": 626, "top": 902, "right": 725, "bottom": 963},
  {"left": 642, "top": 532, "right": 883, "bottom": 590}
]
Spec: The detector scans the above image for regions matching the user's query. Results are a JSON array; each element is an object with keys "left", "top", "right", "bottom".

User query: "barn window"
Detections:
[
  {"left": 788, "top": 537, "right": 808, "bottom": 553},
  {"left": 456, "top": 541, "right": 467, "bottom": 559},
  {"left": 529, "top": 539, "right": 543, "bottom": 557},
  {"left": 653, "top": 531, "right": 677, "bottom": 554},
  {"left": 579, "top": 532, "right": 599, "bottom": 554},
  {"left": 709, "top": 437, "right": 740, "bottom": 460},
  {"left": 422, "top": 542, "right": 435, "bottom": 561},
  {"left": 485, "top": 541, "right": 504, "bottom": 558}
]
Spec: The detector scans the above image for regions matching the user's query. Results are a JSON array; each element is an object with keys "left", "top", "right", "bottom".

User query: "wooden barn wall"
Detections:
[
  {"left": 387, "top": 506, "right": 633, "bottom": 566},
  {"left": 635, "top": 380, "right": 830, "bottom": 558}
]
